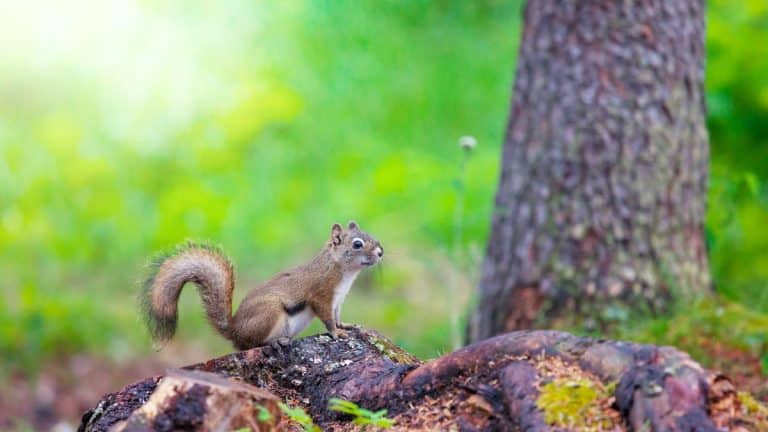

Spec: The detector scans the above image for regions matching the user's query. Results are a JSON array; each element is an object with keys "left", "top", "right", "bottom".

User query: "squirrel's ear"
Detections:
[
  {"left": 331, "top": 223, "right": 343, "bottom": 246},
  {"left": 347, "top": 220, "right": 358, "bottom": 230}
]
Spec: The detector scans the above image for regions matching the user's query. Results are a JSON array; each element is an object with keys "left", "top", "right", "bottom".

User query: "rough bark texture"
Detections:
[
  {"left": 79, "top": 327, "right": 758, "bottom": 431},
  {"left": 99, "top": 369, "right": 282, "bottom": 431},
  {"left": 468, "top": 0, "right": 711, "bottom": 341}
]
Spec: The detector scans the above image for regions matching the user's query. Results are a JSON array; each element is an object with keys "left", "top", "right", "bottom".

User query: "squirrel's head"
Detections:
[{"left": 328, "top": 221, "right": 383, "bottom": 270}]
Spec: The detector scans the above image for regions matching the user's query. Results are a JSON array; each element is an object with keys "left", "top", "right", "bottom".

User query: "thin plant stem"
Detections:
[{"left": 449, "top": 145, "right": 472, "bottom": 350}]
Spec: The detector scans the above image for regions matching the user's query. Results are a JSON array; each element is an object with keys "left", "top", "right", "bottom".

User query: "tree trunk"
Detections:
[
  {"left": 79, "top": 328, "right": 756, "bottom": 431},
  {"left": 468, "top": 0, "right": 711, "bottom": 342}
]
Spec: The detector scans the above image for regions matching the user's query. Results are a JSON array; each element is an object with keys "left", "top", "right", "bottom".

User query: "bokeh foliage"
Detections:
[
  {"left": 706, "top": 0, "right": 768, "bottom": 306},
  {"left": 0, "top": 1, "right": 766, "bottom": 369}
]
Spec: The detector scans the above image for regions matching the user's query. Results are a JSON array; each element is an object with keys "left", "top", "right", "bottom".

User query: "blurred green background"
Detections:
[{"left": 0, "top": 0, "right": 767, "bottom": 378}]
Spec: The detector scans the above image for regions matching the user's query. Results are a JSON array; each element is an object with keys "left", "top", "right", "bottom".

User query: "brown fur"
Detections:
[{"left": 140, "top": 222, "right": 383, "bottom": 350}]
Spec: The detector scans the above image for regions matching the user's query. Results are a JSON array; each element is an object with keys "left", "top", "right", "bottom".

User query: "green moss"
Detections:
[
  {"left": 739, "top": 392, "right": 768, "bottom": 414},
  {"left": 737, "top": 392, "right": 768, "bottom": 430},
  {"left": 365, "top": 333, "right": 420, "bottom": 365},
  {"left": 739, "top": 392, "right": 764, "bottom": 412},
  {"left": 536, "top": 378, "right": 617, "bottom": 430},
  {"left": 537, "top": 378, "right": 597, "bottom": 425}
]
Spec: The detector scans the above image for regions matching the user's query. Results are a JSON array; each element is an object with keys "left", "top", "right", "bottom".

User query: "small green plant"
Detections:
[
  {"left": 256, "top": 404, "right": 273, "bottom": 423},
  {"left": 328, "top": 398, "right": 395, "bottom": 429},
  {"left": 762, "top": 354, "right": 768, "bottom": 376},
  {"left": 447, "top": 135, "right": 477, "bottom": 350},
  {"left": 279, "top": 402, "right": 321, "bottom": 432}
]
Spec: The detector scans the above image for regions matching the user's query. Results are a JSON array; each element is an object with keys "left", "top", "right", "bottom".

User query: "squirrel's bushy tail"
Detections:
[{"left": 140, "top": 241, "right": 235, "bottom": 347}]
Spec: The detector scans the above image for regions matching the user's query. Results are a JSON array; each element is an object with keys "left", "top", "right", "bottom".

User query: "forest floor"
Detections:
[
  {"left": 697, "top": 337, "right": 768, "bottom": 400},
  {"left": 2, "top": 331, "right": 766, "bottom": 432},
  {"left": 0, "top": 346, "right": 209, "bottom": 432}
]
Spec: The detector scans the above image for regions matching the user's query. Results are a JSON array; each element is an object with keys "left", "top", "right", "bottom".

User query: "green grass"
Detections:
[{"left": 589, "top": 297, "right": 768, "bottom": 377}]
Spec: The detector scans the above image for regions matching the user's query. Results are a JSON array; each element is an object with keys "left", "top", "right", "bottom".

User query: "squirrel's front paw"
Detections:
[
  {"left": 264, "top": 337, "right": 292, "bottom": 354},
  {"left": 328, "top": 328, "right": 349, "bottom": 339},
  {"left": 337, "top": 322, "right": 359, "bottom": 330}
]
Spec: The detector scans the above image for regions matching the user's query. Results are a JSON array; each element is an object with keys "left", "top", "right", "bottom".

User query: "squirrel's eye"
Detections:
[{"left": 352, "top": 238, "right": 364, "bottom": 249}]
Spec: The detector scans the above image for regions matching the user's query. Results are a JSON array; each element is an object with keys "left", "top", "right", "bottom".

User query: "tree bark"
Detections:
[
  {"left": 468, "top": 0, "right": 711, "bottom": 342},
  {"left": 99, "top": 369, "right": 283, "bottom": 431},
  {"left": 79, "top": 328, "right": 756, "bottom": 431}
]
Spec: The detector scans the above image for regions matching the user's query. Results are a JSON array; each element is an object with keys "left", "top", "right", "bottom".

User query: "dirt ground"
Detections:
[{"left": 697, "top": 338, "right": 768, "bottom": 401}]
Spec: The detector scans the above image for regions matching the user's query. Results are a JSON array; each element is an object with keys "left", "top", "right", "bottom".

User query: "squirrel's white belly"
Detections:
[
  {"left": 286, "top": 308, "right": 315, "bottom": 337},
  {"left": 333, "top": 270, "right": 361, "bottom": 312},
  {"left": 265, "top": 308, "right": 315, "bottom": 342}
]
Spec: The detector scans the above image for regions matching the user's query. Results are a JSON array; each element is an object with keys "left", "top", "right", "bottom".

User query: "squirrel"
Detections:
[{"left": 140, "top": 221, "right": 383, "bottom": 350}]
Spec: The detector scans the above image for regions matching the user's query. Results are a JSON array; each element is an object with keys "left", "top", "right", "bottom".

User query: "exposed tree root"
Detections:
[{"left": 80, "top": 328, "right": 755, "bottom": 431}]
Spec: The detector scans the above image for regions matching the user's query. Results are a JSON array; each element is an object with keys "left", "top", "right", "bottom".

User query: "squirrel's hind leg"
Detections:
[{"left": 231, "top": 300, "right": 286, "bottom": 350}]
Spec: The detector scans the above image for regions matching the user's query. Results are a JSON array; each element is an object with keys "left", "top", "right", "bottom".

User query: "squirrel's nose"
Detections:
[{"left": 376, "top": 246, "right": 383, "bottom": 258}]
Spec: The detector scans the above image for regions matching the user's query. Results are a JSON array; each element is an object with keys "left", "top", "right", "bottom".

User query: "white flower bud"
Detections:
[{"left": 458, "top": 135, "right": 477, "bottom": 150}]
